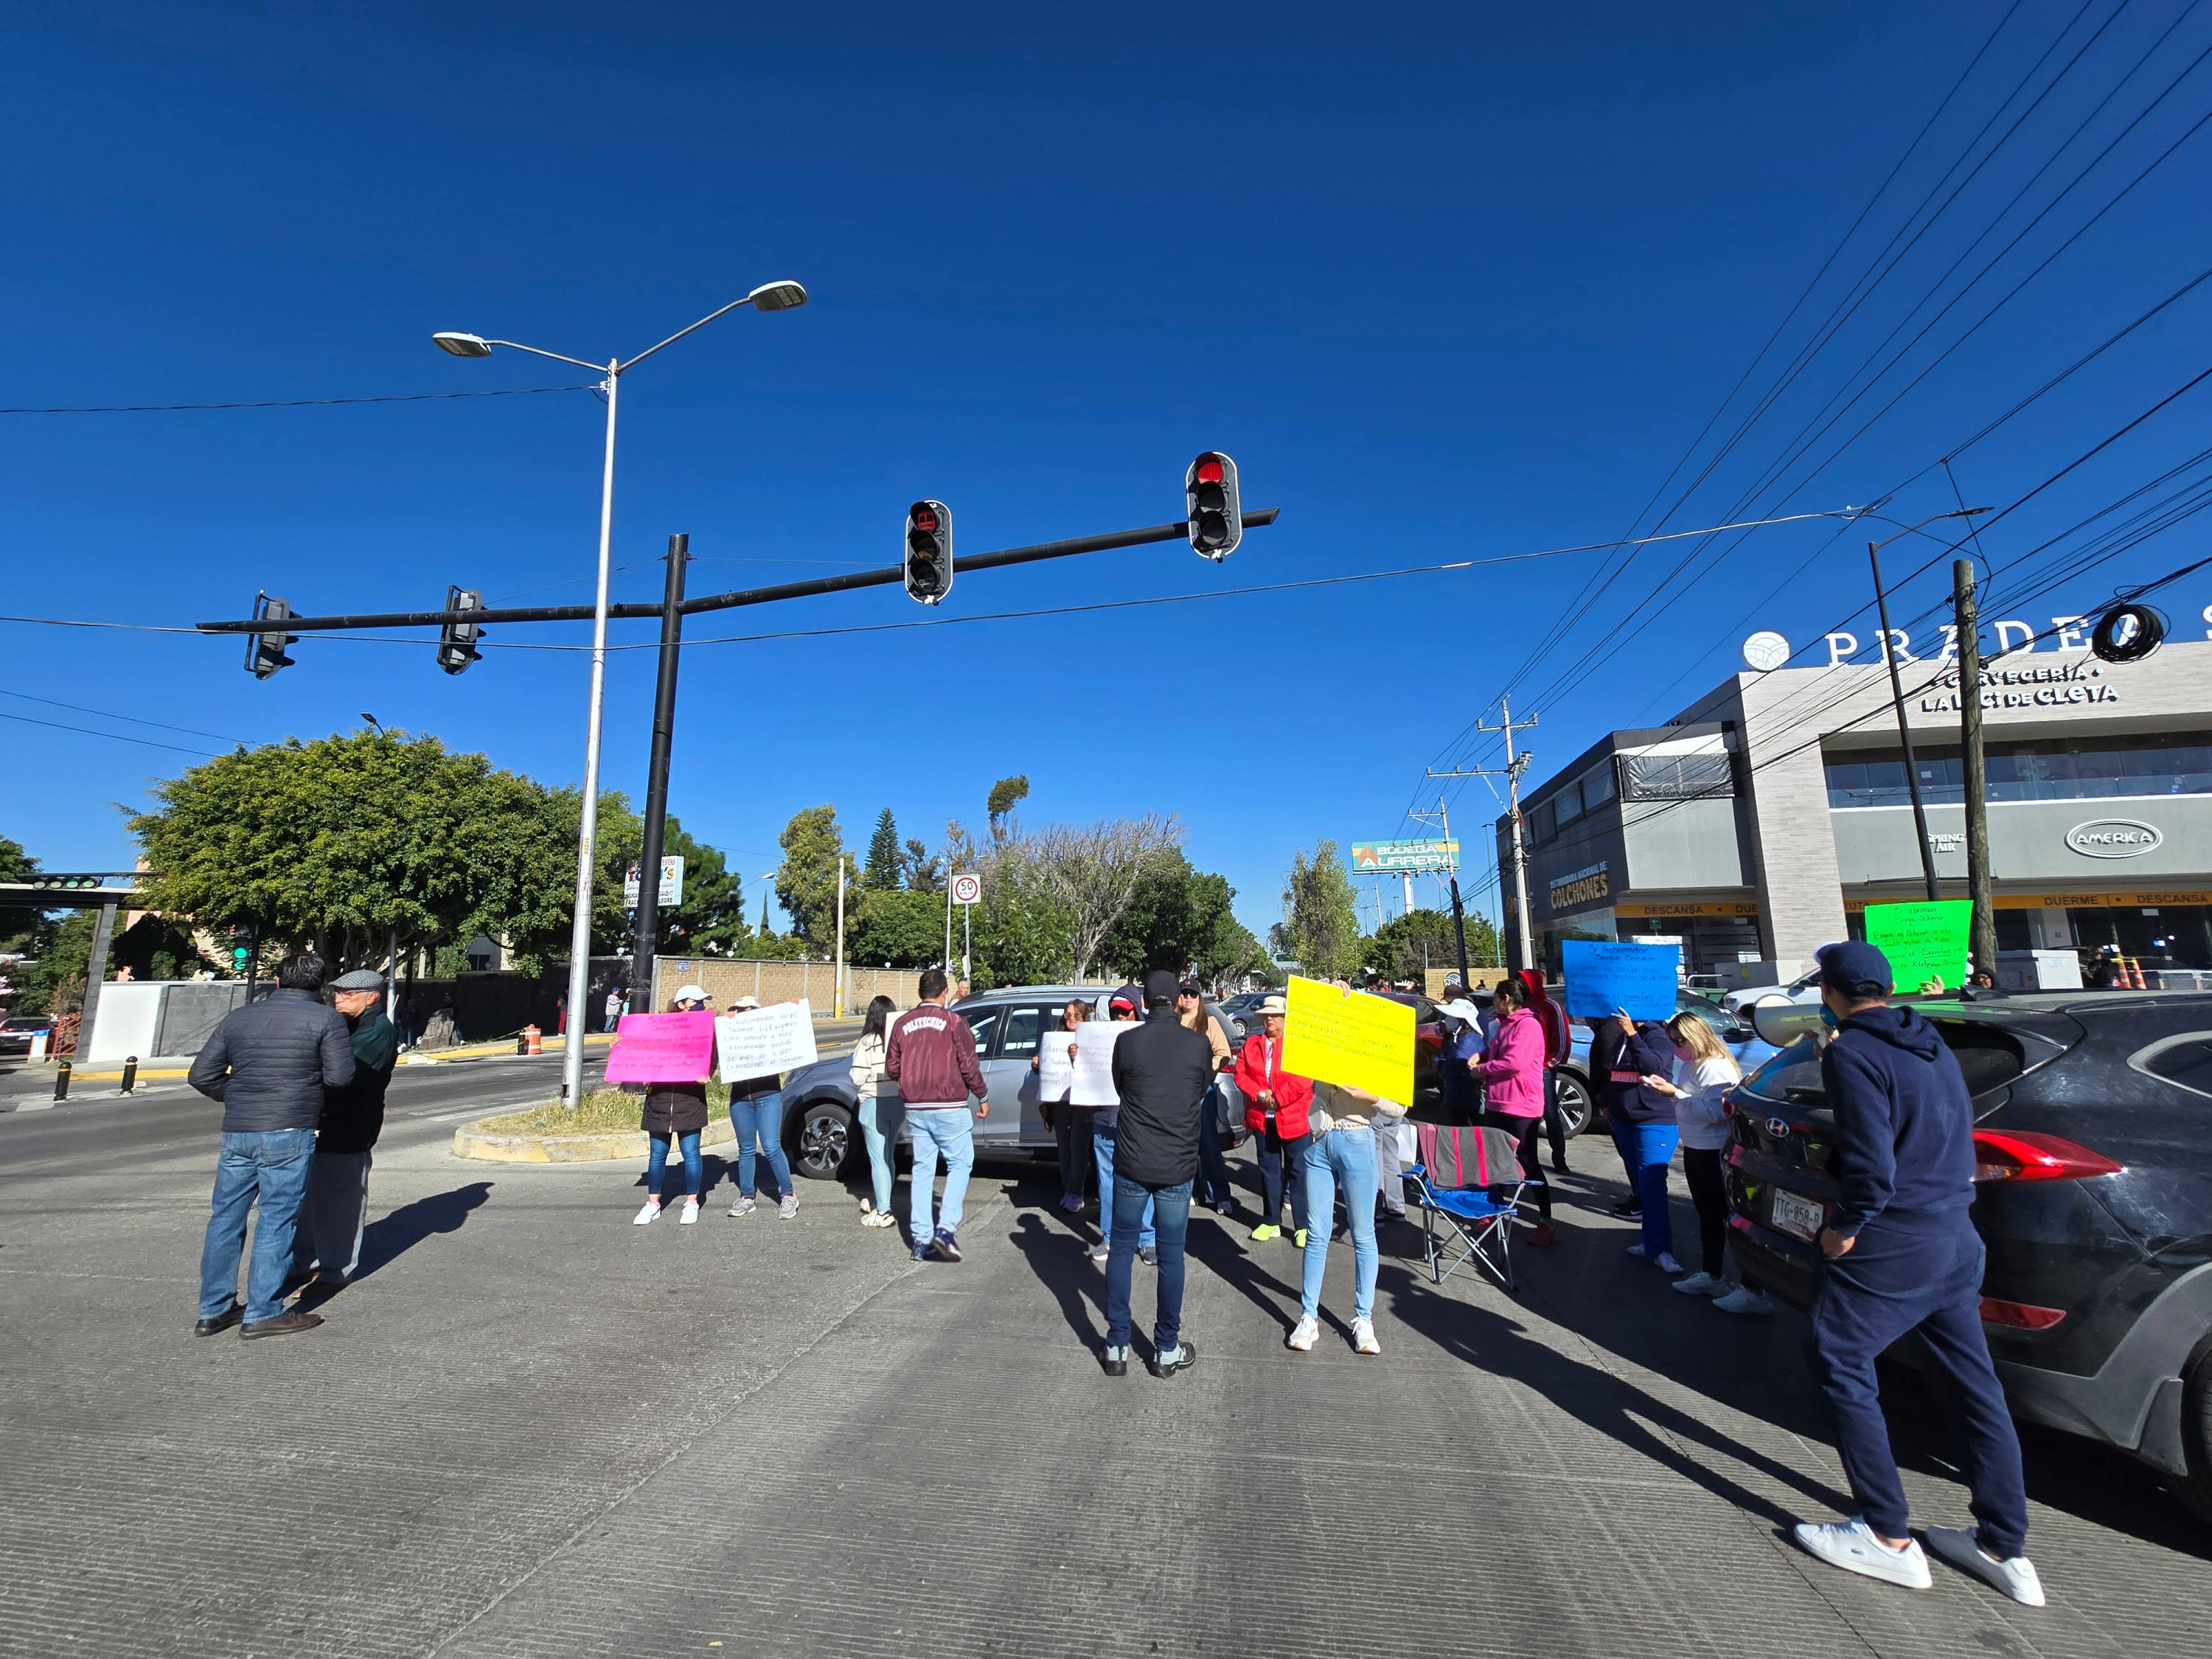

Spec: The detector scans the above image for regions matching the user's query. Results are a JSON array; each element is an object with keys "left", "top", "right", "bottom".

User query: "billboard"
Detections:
[{"left": 1350, "top": 838, "right": 1459, "bottom": 873}]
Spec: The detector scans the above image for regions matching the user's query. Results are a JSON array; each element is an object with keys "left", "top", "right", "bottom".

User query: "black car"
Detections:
[
  {"left": 0, "top": 1015, "right": 54, "bottom": 1056},
  {"left": 1726, "top": 991, "right": 2212, "bottom": 1522}
]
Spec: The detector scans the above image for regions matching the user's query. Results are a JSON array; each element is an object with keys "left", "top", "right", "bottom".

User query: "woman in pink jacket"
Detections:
[{"left": 1470, "top": 976, "right": 1558, "bottom": 1245}]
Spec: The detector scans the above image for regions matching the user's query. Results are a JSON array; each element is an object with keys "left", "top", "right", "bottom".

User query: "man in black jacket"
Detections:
[
  {"left": 1099, "top": 970, "right": 1214, "bottom": 1379},
  {"left": 1791, "top": 941, "right": 2043, "bottom": 1607},
  {"left": 291, "top": 969, "right": 399, "bottom": 1287},
  {"left": 189, "top": 953, "right": 355, "bottom": 1339}
]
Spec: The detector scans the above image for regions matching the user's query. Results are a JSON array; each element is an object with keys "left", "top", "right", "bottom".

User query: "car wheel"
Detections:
[
  {"left": 2169, "top": 1332, "right": 2212, "bottom": 1526},
  {"left": 790, "top": 1098, "right": 856, "bottom": 1181},
  {"left": 1554, "top": 1069, "right": 1596, "bottom": 1138}
]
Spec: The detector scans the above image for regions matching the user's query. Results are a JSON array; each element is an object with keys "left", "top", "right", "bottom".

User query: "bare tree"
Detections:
[{"left": 1032, "top": 814, "right": 1181, "bottom": 979}]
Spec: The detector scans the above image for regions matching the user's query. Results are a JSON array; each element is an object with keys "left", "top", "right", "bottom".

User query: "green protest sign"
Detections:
[{"left": 1863, "top": 900, "right": 1974, "bottom": 992}]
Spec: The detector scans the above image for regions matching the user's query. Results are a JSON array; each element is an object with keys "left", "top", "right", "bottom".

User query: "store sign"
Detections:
[
  {"left": 1352, "top": 838, "right": 1459, "bottom": 872},
  {"left": 1744, "top": 601, "right": 2212, "bottom": 672},
  {"left": 2066, "top": 818, "right": 2163, "bottom": 859},
  {"left": 1548, "top": 861, "right": 1612, "bottom": 911}
]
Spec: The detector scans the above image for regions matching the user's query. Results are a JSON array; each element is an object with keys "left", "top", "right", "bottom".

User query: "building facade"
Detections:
[{"left": 1499, "top": 638, "right": 2212, "bottom": 980}]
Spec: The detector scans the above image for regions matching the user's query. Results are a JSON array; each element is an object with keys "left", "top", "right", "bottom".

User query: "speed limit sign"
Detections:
[{"left": 950, "top": 872, "right": 982, "bottom": 905}]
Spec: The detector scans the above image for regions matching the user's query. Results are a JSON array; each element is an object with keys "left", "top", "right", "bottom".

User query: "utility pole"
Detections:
[
  {"left": 1869, "top": 540, "right": 1942, "bottom": 902},
  {"left": 629, "top": 535, "right": 689, "bottom": 998},
  {"left": 834, "top": 859, "right": 846, "bottom": 1018},
  {"left": 1411, "top": 799, "right": 1470, "bottom": 991},
  {"left": 1954, "top": 558, "right": 1997, "bottom": 974},
  {"left": 1431, "top": 696, "right": 1539, "bottom": 975}
]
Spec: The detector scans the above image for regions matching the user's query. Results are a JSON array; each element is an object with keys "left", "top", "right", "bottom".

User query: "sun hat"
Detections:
[
  {"left": 729, "top": 993, "right": 759, "bottom": 1010},
  {"left": 1256, "top": 995, "right": 1287, "bottom": 1018}
]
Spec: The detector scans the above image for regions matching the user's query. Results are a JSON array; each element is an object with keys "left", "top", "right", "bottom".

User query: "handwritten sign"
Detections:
[
  {"left": 1560, "top": 939, "right": 1679, "bottom": 1021},
  {"left": 1069, "top": 1020, "right": 1130, "bottom": 1107},
  {"left": 1037, "top": 1023, "right": 1080, "bottom": 1100},
  {"left": 1863, "top": 900, "right": 1973, "bottom": 992},
  {"left": 1280, "top": 975, "right": 1414, "bottom": 1105},
  {"left": 714, "top": 1000, "right": 818, "bottom": 1080},
  {"left": 603, "top": 1010, "right": 715, "bottom": 1085}
]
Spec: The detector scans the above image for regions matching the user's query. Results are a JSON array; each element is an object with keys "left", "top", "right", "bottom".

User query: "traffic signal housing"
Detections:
[
  {"left": 1186, "top": 451, "right": 1242, "bottom": 560},
  {"left": 905, "top": 500, "right": 953, "bottom": 605},
  {"left": 437, "top": 586, "right": 487, "bottom": 674},
  {"left": 244, "top": 593, "right": 297, "bottom": 679}
]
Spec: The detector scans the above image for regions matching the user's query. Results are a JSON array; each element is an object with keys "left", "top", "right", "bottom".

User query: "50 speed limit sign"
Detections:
[{"left": 950, "top": 872, "right": 982, "bottom": 906}]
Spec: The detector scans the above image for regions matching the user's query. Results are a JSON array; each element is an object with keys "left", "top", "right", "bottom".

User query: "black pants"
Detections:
[
  {"left": 1194, "top": 1082, "right": 1232, "bottom": 1208},
  {"left": 1681, "top": 1146, "right": 1728, "bottom": 1276},
  {"left": 1540, "top": 1067, "right": 1568, "bottom": 1166},
  {"left": 1053, "top": 1103, "right": 1092, "bottom": 1203},
  {"left": 1477, "top": 1110, "right": 1551, "bottom": 1219},
  {"left": 1256, "top": 1119, "right": 1310, "bottom": 1231}
]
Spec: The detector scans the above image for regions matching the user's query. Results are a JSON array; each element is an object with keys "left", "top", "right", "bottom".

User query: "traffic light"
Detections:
[
  {"left": 1186, "top": 451, "right": 1242, "bottom": 560},
  {"left": 244, "top": 593, "right": 297, "bottom": 679},
  {"left": 905, "top": 500, "right": 953, "bottom": 605},
  {"left": 229, "top": 928, "right": 251, "bottom": 970},
  {"left": 437, "top": 586, "right": 486, "bottom": 674}
]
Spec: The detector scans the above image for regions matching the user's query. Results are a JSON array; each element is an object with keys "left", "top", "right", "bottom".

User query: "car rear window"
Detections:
[
  {"left": 2131, "top": 1033, "right": 2212, "bottom": 1100},
  {"left": 1738, "top": 1019, "right": 2027, "bottom": 1106}
]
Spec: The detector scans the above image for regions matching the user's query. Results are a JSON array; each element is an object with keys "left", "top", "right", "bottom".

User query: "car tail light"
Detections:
[
  {"left": 1980, "top": 1296, "right": 2067, "bottom": 1330},
  {"left": 1971, "top": 1130, "right": 2124, "bottom": 1183}
]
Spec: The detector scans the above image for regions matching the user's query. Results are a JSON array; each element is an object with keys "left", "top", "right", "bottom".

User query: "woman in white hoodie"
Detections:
[
  {"left": 1638, "top": 1010, "right": 1742, "bottom": 1297},
  {"left": 849, "top": 996, "right": 904, "bottom": 1230}
]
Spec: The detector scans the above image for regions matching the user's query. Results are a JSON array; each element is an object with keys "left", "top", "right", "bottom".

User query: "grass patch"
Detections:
[{"left": 473, "top": 1081, "right": 731, "bottom": 1136}]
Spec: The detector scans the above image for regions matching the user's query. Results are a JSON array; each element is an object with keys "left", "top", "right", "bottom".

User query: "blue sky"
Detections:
[{"left": 7, "top": 1, "right": 2212, "bottom": 942}]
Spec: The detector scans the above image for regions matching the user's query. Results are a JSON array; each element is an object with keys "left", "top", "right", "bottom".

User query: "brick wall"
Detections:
[{"left": 647, "top": 957, "right": 922, "bottom": 1015}]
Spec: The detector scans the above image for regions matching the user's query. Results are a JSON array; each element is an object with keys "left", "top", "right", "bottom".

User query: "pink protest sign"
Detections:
[{"left": 602, "top": 1011, "right": 716, "bottom": 1084}]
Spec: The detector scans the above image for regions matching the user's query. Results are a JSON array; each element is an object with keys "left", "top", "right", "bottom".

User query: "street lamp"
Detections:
[
  {"left": 434, "top": 281, "right": 808, "bottom": 1105},
  {"left": 1867, "top": 507, "right": 1990, "bottom": 904}
]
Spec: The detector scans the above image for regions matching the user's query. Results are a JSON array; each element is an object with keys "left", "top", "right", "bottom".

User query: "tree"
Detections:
[
  {"left": 657, "top": 816, "right": 748, "bottom": 956},
  {"left": 1363, "top": 905, "right": 1496, "bottom": 982},
  {"left": 773, "top": 806, "right": 858, "bottom": 945},
  {"left": 1273, "top": 841, "right": 1361, "bottom": 981},
  {"left": 0, "top": 833, "right": 48, "bottom": 954},
  {"left": 1032, "top": 813, "right": 1180, "bottom": 980},
  {"left": 846, "top": 886, "right": 945, "bottom": 968},
  {"left": 863, "top": 809, "right": 902, "bottom": 891},
  {"left": 985, "top": 776, "right": 1029, "bottom": 844},
  {"left": 942, "top": 819, "right": 1072, "bottom": 987},
  {"left": 903, "top": 838, "right": 943, "bottom": 893}
]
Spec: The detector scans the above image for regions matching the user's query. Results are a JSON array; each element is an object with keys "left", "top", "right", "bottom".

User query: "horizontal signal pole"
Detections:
[{"left": 193, "top": 508, "right": 1281, "bottom": 636}]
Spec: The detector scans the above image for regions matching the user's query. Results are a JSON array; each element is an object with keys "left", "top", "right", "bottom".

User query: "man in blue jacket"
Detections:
[{"left": 1791, "top": 941, "right": 2044, "bottom": 1607}]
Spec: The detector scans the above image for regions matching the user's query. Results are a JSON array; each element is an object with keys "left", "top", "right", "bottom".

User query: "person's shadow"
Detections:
[
  {"left": 1009, "top": 1211, "right": 1105, "bottom": 1347},
  {"left": 299, "top": 1181, "right": 491, "bottom": 1307}
]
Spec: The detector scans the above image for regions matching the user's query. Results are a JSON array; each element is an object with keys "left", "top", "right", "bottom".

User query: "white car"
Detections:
[{"left": 1720, "top": 967, "right": 1822, "bottom": 1016}]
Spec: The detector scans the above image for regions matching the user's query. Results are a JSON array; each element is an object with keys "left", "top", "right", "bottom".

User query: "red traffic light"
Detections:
[
  {"left": 1195, "top": 457, "right": 1225, "bottom": 484},
  {"left": 913, "top": 508, "right": 939, "bottom": 532}
]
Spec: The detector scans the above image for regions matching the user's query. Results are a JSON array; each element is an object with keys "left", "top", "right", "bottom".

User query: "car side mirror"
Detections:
[{"left": 1751, "top": 999, "right": 1826, "bottom": 1048}]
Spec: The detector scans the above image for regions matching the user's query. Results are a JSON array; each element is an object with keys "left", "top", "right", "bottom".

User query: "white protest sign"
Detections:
[
  {"left": 714, "top": 999, "right": 818, "bottom": 1080},
  {"left": 1037, "top": 1024, "right": 1080, "bottom": 1101},
  {"left": 1068, "top": 1019, "right": 1130, "bottom": 1107}
]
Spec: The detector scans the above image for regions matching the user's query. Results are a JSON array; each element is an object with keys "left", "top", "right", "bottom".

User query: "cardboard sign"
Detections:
[
  {"left": 603, "top": 1010, "right": 716, "bottom": 1084},
  {"left": 1863, "top": 900, "right": 1974, "bottom": 992},
  {"left": 1279, "top": 975, "right": 1414, "bottom": 1105},
  {"left": 1068, "top": 1020, "right": 1130, "bottom": 1107},
  {"left": 1037, "top": 1023, "right": 1080, "bottom": 1100},
  {"left": 714, "top": 1000, "right": 818, "bottom": 1080},
  {"left": 1560, "top": 939, "right": 1680, "bottom": 1021}
]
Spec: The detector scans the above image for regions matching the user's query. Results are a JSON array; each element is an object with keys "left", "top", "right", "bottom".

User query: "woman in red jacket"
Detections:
[
  {"left": 1233, "top": 995, "right": 1314, "bottom": 1245},
  {"left": 1470, "top": 977, "right": 1559, "bottom": 1245}
]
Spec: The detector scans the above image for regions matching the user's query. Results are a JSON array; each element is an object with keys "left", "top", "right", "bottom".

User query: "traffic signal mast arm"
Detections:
[{"left": 194, "top": 509, "right": 1281, "bottom": 637}]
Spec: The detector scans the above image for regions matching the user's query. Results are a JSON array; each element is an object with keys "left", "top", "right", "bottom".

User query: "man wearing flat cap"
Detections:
[{"left": 292, "top": 969, "right": 400, "bottom": 1289}]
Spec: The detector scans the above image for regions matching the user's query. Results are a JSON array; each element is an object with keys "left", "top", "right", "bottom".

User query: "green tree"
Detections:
[
  {"left": 14, "top": 909, "right": 109, "bottom": 1015},
  {"left": 847, "top": 886, "right": 945, "bottom": 967},
  {"left": 656, "top": 816, "right": 748, "bottom": 956},
  {"left": 1273, "top": 840, "right": 1361, "bottom": 981},
  {"left": 863, "top": 809, "right": 902, "bottom": 890},
  {"left": 0, "top": 833, "right": 49, "bottom": 953},
  {"left": 1362, "top": 905, "right": 1497, "bottom": 982},
  {"left": 985, "top": 776, "right": 1029, "bottom": 844},
  {"left": 903, "top": 837, "right": 943, "bottom": 893},
  {"left": 773, "top": 806, "right": 859, "bottom": 945},
  {"left": 942, "top": 820, "right": 1073, "bottom": 987}
]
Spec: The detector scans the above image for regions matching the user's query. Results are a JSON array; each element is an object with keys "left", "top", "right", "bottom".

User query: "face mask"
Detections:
[{"left": 1818, "top": 1004, "right": 1839, "bottom": 1032}]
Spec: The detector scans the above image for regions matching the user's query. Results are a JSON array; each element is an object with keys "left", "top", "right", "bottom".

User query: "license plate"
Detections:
[{"left": 1770, "top": 1187, "right": 1823, "bottom": 1242}]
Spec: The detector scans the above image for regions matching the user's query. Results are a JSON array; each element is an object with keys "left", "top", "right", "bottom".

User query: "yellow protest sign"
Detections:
[{"left": 1280, "top": 974, "right": 1416, "bottom": 1105}]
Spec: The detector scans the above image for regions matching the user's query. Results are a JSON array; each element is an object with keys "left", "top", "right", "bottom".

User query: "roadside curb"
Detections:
[
  {"left": 453, "top": 1115, "right": 737, "bottom": 1164},
  {"left": 400, "top": 1034, "right": 615, "bottom": 1068}
]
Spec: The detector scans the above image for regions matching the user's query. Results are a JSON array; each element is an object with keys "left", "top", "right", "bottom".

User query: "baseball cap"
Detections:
[
  {"left": 1177, "top": 978, "right": 1202, "bottom": 997},
  {"left": 1144, "top": 969, "right": 1179, "bottom": 1005},
  {"left": 673, "top": 984, "right": 712, "bottom": 1005},
  {"left": 1815, "top": 941, "right": 1893, "bottom": 995}
]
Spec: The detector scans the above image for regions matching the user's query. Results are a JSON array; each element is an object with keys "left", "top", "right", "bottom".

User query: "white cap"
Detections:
[
  {"left": 673, "top": 985, "right": 710, "bottom": 1004},
  {"left": 731, "top": 994, "right": 759, "bottom": 1010}
]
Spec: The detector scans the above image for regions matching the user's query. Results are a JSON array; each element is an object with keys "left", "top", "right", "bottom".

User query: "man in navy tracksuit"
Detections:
[{"left": 1792, "top": 941, "right": 2045, "bottom": 1607}]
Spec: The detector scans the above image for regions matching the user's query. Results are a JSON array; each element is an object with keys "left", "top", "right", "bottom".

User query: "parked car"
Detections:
[
  {"left": 1721, "top": 966, "right": 1823, "bottom": 1015},
  {"left": 774, "top": 986, "right": 1251, "bottom": 1182},
  {"left": 1553, "top": 992, "right": 1774, "bottom": 1139},
  {"left": 1725, "top": 990, "right": 2212, "bottom": 1523},
  {"left": 0, "top": 1015, "right": 54, "bottom": 1056}
]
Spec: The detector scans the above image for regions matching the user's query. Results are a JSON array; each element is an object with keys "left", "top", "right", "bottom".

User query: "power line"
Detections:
[
  {"left": 0, "top": 688, "right": 251, "bottom": 745},
  {"left": 0, "top": 385, "right": 597, "bottom": 414},
  {"left": 0, "top": 710, "right": 218, "bottom": 755}
]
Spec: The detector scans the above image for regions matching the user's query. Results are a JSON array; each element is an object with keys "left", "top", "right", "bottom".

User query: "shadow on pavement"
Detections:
[
  {"left": 300, "top": 1180, "right": 492, "bottom": 1307},
  {"left": 1009, "top": 1211, "right": 1104, "bottom": 1348}
]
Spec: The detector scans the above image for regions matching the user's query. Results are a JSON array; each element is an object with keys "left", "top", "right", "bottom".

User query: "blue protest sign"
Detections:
[{"left": 1560, "top": 939, "right": 1680, "bottom": 1020}]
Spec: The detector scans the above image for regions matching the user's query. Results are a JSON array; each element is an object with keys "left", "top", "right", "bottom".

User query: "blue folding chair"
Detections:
[{"left": 1406, "top": 1122, "right": 1534, "bottom": 1293}]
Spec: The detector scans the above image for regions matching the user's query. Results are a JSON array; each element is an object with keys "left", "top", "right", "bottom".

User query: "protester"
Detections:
[
  {"left": 885, "top": 967, "right": 990, "bottom": 1262},
  {"left": 188, "top": 952, "right": 355, "bottom": 1340},
  {"left": 631, "top": 984, "right": 714, "bottom": 1225},
  {"left": 1436, "top": 995, "right": 1485, "bottom": 1126},
  {"left": 848, "top": 995, "right": 904, "bottom": 1229},
  {"left": 1468, "top": 976, "right": 1558, "bottom": 1246},
  {"left": 1638, "top": 1010, "right": 1740, "bottom": 1294},
  {"left": 1232, "top": 993, "right": 1312, "bottom": 1244},
  {"left": 722, "top": 993, "right": 799, "bottom": 1220},
  {"left": 1176, "top": 979, "right": 1237, "bottom": 1214},
  {"left": 1288, "top": 1071, "right": 1405, "bottom": 1356},
  {"left": 1098, "top": 970, "right": 1214, "bottom": 1378},
  {"left": 1517, "top": 968, "right": 1573, "bottom": 1175},
  {"left": 1790, "top": 942, "right": 2043, "bottom": 1607},
  {"left": 1034, "top": 998, "right": 1090, "bottom": 1214},
  {"left": 1966, "top": 967, "right": 1997, "bottom": 992},
  {"left": 290, "top": 968, "right": 398, "bottom": 1282},
  {"left": 1084, "top": 994, "right": 1157, "bottom": 1265},
  {"left": 1607, "top": 1006, "right": 1685, "bottom": 1272},
  {"left": 604, "top": 985, "right": 625, "bottom": 1030}
]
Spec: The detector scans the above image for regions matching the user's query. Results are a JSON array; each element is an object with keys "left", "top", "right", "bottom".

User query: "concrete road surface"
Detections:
[{"left": 0, "top": 1057, "right": 2205, "bottom": 1656}]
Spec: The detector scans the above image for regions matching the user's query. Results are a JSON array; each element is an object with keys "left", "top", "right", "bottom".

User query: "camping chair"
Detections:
[{"left": 1407, "top": 1122, "right": 1536, "bottom": 1293}]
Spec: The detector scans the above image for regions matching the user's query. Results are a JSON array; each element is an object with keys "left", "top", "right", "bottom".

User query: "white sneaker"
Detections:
[
  {"left": 861, "top": 1209, "right": 898, "bottom": 1229},
  {"left": 1287, "top": 1315, "right": 1319, "bottom": 1352},
  {"left": 1923, "top": 1527, "right": 2045, "bottom": 1606},
  {"left": 1625, "top": 1243, "right": 1649, "bottom": 1257},
  {"left": 1792, "top": 1518, "right": 1932, "bottom": 1590},
  {"left": 1713, "top": 1286, "right": 1775, "bottom": 1315},
  {"left": 1655, "top": 1251, "right": 1684, "bottom": 1273},
  {"left": 778, "top": 1194, "right": 800, "bottom": 1220},
  {"left": 678, "top": 1197, "right": 700, "bottom": 1225},
  {"left": 632, "top": 1200, "right": 661, "bottom": 1226},
  {"left": 1351, "top": 1317, "right": 1380, "bottom": 1356},
  {"left": 1672, "top": 1271, "right": 1722, "bottom": 1295}
]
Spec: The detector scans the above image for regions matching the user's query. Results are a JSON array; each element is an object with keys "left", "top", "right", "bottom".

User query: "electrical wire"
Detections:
[
  {"left": 0, "top": 688, "right": 251, "bottom": 745},
  {"left": 0, "top": 385, "right": 597, "bottom": 414},
  {"left": 0, "top": 710, "right": 220, "bottom": 756}
]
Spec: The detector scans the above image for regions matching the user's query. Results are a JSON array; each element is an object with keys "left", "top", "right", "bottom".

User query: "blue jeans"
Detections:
[
  {"left": 859, "top": 1093, "right": 905, "bottom": 1214},
  {"left": 199, "top": 1128, "right": 317, "bottom": 1324},
  {"left": 728, "top": 1091, "right": 793, "bottom": 1199},
  {"left": 1300, "top": 1125, "right": 1377, "bottom": 1321},
  {"left": 907, "top": 1107, "right": 974, "bottom": 1245},
  {"left": 1105, "top": 1174, "right": 1192, "bottom": 1352},
  {"left": 1613, "top": 1120, "right": 1680, "bottom": 1257},
  {"left": 647, "top": 1130, "right": 702, "bottom": 1199},
  {"left": 1091, "top": 1127, "right": 1155, "bottom": 1251}
]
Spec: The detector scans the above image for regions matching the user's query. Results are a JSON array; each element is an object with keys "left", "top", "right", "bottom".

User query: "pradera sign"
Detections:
[{"left": 1742, "top": 600, "right": 2212, "bottom": 670}]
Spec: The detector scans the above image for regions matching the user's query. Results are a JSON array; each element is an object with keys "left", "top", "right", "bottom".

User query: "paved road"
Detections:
[{"left": 1, "top": 1062, "right": 2205, "bottom": 1656}]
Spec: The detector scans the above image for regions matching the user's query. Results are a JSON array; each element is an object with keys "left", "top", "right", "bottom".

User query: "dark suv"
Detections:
[{"left": 1725, "top": 992, "right": 2212, "bottom": 1522}]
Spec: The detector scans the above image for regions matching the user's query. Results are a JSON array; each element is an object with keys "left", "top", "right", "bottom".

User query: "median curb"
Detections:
[{"left": 452, "top": 1114, "right": 736, "bottom": 1164}]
